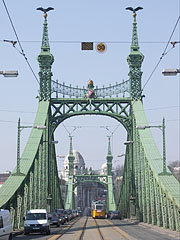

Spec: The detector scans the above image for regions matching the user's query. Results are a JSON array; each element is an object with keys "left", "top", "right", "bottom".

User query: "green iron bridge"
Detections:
[{"left": 0, "top": 9, "right": 179, "bottom": 232}]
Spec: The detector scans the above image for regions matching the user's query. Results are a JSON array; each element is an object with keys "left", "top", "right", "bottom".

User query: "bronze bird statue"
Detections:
[
  {"left": 125, "top": 7, "right": 143, "bottom": 13},
  {"left": 36, "top": 7, "right": 54, "bottom": 13}
]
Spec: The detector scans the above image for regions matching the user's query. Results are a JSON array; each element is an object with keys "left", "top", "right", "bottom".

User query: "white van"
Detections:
[
  {"left": 24, "top": 209, "right": 50, "bottom": 235},
  {"left": 0, "top": 209, "right": 12, "bottom": 240}
]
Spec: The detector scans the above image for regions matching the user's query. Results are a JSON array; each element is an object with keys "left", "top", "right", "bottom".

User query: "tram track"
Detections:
[
  {"left": 48, "top": 217, "right": 80, "bottom": 240},
  {"left": 93, "top": 218, "right": 105, "bottom": 240},
  {"left": 94, "top": 218, "right": 134, "bottom": 240},
  {"left": 49, "top": 216, "right": 133, "bottom": 240},
  {"left": 79, "top": 216, "right": 88, "bottom": 240}
]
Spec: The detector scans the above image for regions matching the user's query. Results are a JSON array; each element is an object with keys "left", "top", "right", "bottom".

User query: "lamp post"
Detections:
[
  {"left": 124, "top": 140, "right": 136, "bottom": 219},
  {"left": 13, "top": 118, "right": 46, "bottom": 176},
  {"left": 136, "top": 118, "right": 171, "bottom": 175},
  {"left": 162, "top": 69, "right": 180, "bottom": 76},
  {"left": 0, "top": 70, "right": 18, "bottom": 77}
]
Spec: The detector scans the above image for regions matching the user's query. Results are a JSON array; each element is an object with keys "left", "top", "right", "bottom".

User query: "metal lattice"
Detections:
[{"left": 51, "top": 80, "right": 130, "bottom": 98}]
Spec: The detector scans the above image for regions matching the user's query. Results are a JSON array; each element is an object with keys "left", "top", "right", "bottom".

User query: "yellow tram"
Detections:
[{"left": 91, "top": 200, "right": 106, "bottom": 219}]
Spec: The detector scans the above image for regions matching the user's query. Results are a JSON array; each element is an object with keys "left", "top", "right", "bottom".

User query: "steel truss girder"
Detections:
[
  {"left": 119, "top": 101, "right": 180, "bottom": 232},
  {"left": 50, "top": 98, "right": 132, "bottom": 132},
  {"left": 0, "top": 101, "right": 63, "bottom": 230},
  {"left": 73, "top": 175, "right": 108, "bottom": 188}
]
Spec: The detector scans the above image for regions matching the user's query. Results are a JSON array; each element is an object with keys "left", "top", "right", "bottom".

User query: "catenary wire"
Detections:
[
  {"left": 142, "top": 15, "right": 180, "bottom": 92},
  {"left": 0, "top": 118, "right": 179, "bottom": 126},
  {"left": 0, "top": 39, "right": 172, "bottom": 44},
  {"left": 2, "top": 0, "right": 40, "bottom": 85}
]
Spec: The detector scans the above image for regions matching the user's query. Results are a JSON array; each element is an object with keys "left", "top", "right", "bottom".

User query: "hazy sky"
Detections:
[{"left": 0, "top": 0, "right": 179, "bottom": 173}]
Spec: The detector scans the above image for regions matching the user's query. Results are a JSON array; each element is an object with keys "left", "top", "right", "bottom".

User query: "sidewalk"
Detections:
[{"left": 124, "top": 218, "right": 180, "bottom": 239}]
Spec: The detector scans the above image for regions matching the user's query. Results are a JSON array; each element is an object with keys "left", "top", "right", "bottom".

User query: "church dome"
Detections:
[
  {"left": 64, "top": 150, "right": 85, "bottom": 170},
  {"left": 101, "top": 162, "right": 107, "bottom": 175},
  {"left": 101, "top": 162, "right": 107, "bottom": 170}
]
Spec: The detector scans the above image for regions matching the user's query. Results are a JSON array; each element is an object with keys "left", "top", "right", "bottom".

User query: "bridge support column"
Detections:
[
  {"left": 130, "top": 195, "right": 136, "bottom": 219},
  {"left": 107, "top": 176, "right": 116, "bottom": 212},
  {"left": 65, "top": 176, "right": 74, "bottom": 210}
]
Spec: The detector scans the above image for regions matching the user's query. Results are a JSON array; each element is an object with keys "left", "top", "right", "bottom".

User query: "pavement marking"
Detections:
[{"left": 48, "top": 234, "right": 61, "bottom": 240}]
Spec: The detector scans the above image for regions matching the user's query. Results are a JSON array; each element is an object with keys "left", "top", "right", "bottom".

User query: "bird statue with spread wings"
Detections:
[
  {"left": 36, "top": 7, "right": 54, "bottom": 18},
  {"left": 126, "top": 7, "right": 143, "bottom": 17}
]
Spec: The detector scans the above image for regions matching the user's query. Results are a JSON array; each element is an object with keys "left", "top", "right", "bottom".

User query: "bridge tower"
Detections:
[
  {"left": 127, "top": 10, "right": 144, "bottom": 100},
  {"left": 106, "top": 137, "right": 116, "bottom": 212},
  {"left": 65, "top": 136, "right": 75, "bottom": 209},
  {"left": 37, "top": 10, "right": 54, "bottom": 101}
]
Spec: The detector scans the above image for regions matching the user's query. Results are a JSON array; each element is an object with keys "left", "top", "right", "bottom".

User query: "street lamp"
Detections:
[
  {"left": 117, "top": 154, "right": 125, "bottom": 158},
  {"left": 136, "top": 118, "right": 171, "bottom": 176},
  {"left": 124, "top": 140, "right": 133, "bottom": 145},
  {"left": 13, "top": 118, "right": 46, "bottom": 176},
  {"left": 56, "top": 155, "right": 65, "bottom": 158},
  {"left": 0, "top": 70, "right": 18, "bottom": 77},
  {"left": 49, "top": 140, "right": 58, "bottom": 144},
  {"left": 162, "top": 69, "right": 180, "bottom": 76}
]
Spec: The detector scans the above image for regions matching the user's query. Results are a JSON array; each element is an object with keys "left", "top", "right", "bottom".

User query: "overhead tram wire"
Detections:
[
  {"left": 142, "top": 15, "right": 180, "bottom": 92},
  {"left": 2, "top": 0, "right": 40, "bottom": 85},
  {"left": 0, "top": 39, "right": 173, "bottom": 44}
]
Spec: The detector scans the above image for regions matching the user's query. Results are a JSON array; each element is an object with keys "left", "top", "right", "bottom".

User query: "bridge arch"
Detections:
[{"left": 50, "top": 99, "right": 132, "bottom": 136}]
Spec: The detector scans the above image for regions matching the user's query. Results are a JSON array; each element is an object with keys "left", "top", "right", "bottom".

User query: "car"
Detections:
[
  {"left": 64, "top": 210, "right": 73, "bottom": 222},
  {"left": 106, "top": 211, "right": 112, "bottom": 218},
  {"left": 24, "top": 209, "right": 50, "bottom": 235},
  {"left": 55, "top": 209, "right": 65, "bottom": 225},
  {"left": 109, "top": 211, "right": 122, "bottom": 220},
  {"left": 77, "top": 209, "right": 82, "bottom": 217},
  {"left": 72, "top": 210, "right": 78, "bottom": 218},
  {"left": 49, "top": 212, "right": 62, "bottom": 227},
  {"left": 64, "top": 210, "right": 69, "bottom": 222},
  {"left": 0, "top": 209, "right": 12, "bottom": 240},
  {"left": 65, "top": 210, "right": 73, "bottom": 221}
]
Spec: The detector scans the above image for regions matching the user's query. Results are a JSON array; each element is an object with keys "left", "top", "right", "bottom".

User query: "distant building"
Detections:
[
  {"left": 0, "top": 171, "right": 11, "bottom": 188},
  {"left": 60, "top": 150, "right": 86, "bottom": 182},
  {"left": 59, "top": 149, "right": 86, "bottom": 208},
  {"left": 59, "top": 150, "right": 106, "bottom": 209}
]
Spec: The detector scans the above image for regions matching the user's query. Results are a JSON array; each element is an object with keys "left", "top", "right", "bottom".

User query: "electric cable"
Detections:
[
  {"left": 2, "top": 0, "right": 40, "bottom": 85},
  {"left": 0, "top": 39, "right": 171, "bottom": 44},
  {"left": 142, "top": 15, "right": 180, "bottom": 92}
]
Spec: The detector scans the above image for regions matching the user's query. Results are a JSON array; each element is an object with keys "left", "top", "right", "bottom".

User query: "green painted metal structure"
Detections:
[{"left": 0, "top": 9, "right": 179, "bottom": 232}]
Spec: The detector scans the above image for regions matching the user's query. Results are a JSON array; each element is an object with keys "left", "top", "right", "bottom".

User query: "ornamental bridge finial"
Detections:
[
  {"left": 125, "top": 6, "right": 143, "bottom": 17},
  {"left": 36, "top": 7, "right": 54, "bottom": 18},
  {"left": 37, "top": 6, "right": 54, "bottom": 101}
]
